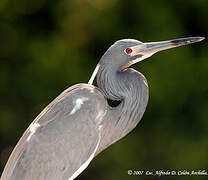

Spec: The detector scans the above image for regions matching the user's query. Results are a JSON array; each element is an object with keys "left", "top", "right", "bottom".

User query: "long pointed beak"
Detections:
[
  {"left": 142, "top": 37, "right": 205, "bottom": 53},
  {"left": 130, "top": 36, "right": 205, "bottom": 60}
]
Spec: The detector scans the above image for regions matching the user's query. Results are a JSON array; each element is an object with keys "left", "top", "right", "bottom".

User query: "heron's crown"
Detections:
[{"left": 114, "top": 39, "right": 142, "bottom": 47}]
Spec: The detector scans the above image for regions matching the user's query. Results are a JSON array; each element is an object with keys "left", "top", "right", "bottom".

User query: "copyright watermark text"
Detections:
[{"left": 127, "top": 169, "right": 208, "bottom": 176}]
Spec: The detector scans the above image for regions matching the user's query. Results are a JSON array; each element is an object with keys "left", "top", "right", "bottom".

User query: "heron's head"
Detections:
[{"left": 100, "top": 37, "right": 204, "bottom": 71}]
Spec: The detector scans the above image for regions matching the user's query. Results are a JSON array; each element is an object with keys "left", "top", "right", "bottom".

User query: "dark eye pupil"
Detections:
[{"left": 126, "top": 48, "right": 132, "bottom": 54}]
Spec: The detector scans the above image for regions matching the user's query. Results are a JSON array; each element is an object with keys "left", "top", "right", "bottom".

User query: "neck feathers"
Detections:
[{"left": 96, "top": 66, "right": 149, "bottom": 154}]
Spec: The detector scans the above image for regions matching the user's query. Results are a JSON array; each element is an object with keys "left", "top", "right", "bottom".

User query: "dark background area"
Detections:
[{"left": 0, "top": 0, "right": 207, "bottom": 179}]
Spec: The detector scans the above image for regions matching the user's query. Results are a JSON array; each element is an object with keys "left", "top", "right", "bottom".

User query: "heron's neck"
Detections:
[
  {"left": 97, "top": 64, "right": 148, "bottom": 103},
  {"left": 96, "top": 64, "right": 149, "bottom": 154}
]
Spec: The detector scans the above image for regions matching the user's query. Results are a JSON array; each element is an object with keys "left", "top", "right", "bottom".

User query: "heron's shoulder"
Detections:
[
  {"left": 60, "top": 83, "right": 106, "bottom": 105},
  {"left": 63, "top": 83, "right": 105, "bottom": 97},
  {"left": 32, "top": 83, "right": 107, "bottom": 125}
]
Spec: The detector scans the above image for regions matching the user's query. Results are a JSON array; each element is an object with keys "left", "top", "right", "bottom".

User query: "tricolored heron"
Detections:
[{"left": 1, "top": 37, "right": 204, "bottom": 180}]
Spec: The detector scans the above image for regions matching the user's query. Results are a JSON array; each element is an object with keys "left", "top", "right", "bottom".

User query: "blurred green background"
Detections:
[{"left": 0, "top": 0, "right": 207, "bottom": 179}]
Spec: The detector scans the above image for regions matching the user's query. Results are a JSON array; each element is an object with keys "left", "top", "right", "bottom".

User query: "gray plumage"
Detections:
[{"left": 1, "top": 37, "right": 204, "bottom": 180}]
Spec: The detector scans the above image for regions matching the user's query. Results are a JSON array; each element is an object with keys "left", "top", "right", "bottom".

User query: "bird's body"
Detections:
[
  {"left": 1, "top": 70, "right": 148, "bottom": 180},
  {"left": 1, "top": 37, "right": 204, "bottom": 180},
  {"left": 1, "top": 84, "right": 106, "bottom": 180}
]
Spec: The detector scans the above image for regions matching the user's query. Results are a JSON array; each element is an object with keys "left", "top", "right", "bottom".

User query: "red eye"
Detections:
[{"left": 125, "top": 48, "right": 132, "bottom": 54}]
